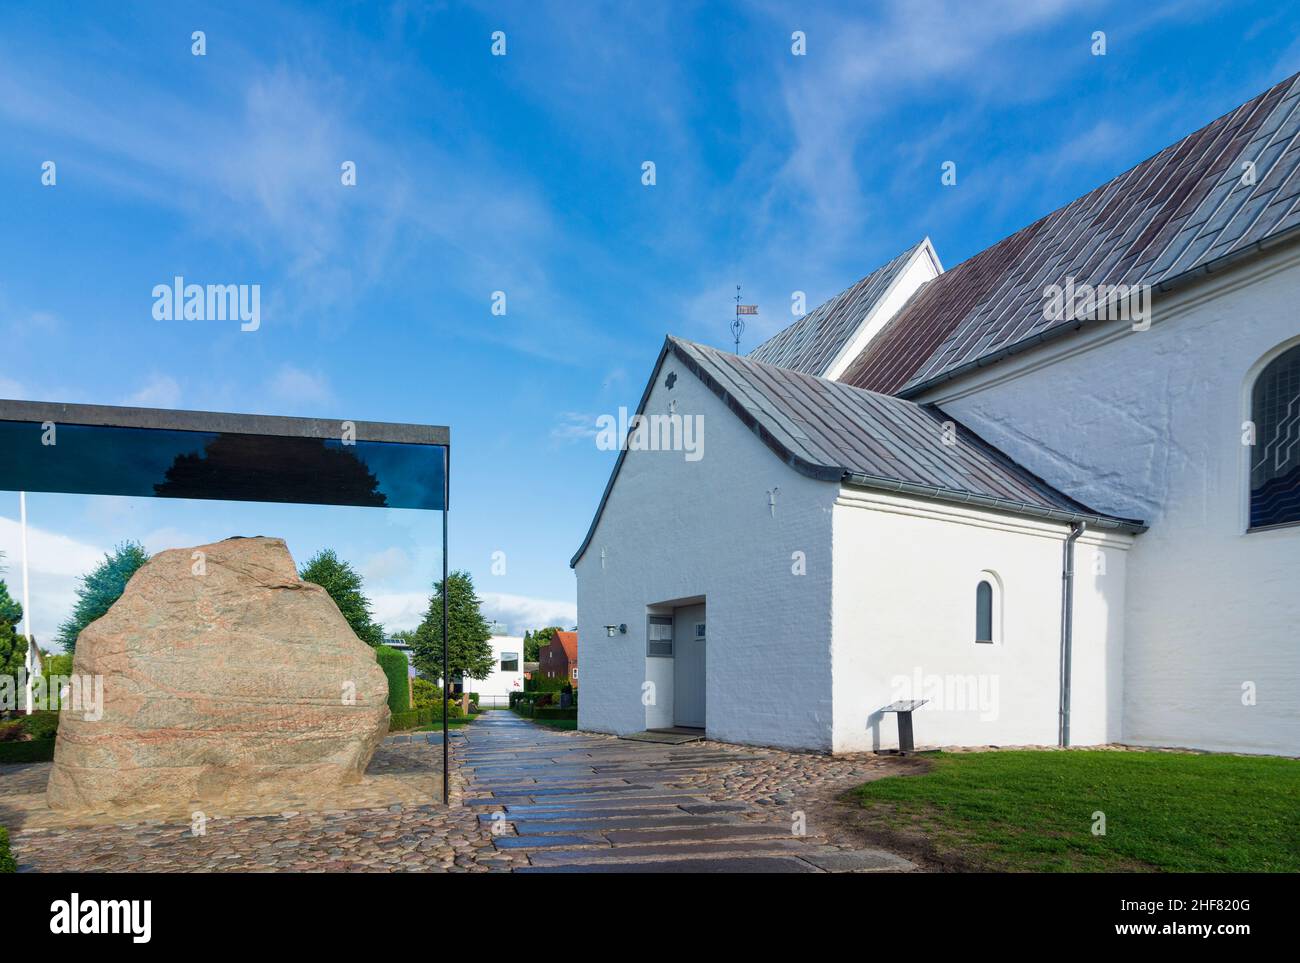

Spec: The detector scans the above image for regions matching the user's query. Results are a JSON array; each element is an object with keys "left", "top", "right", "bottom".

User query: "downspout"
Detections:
[{"left": 1058, "top": 521, "right": 1086, "bottom": 747}]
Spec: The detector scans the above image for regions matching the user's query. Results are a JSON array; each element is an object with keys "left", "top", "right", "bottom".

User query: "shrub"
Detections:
[
  {"left": 412, "top": 677, "right": 442, "bottom": 710},
  {"left": 374, "top": 645, "right": 410, "bottom": 714},
  {"left": 0, "top": 739, "right": 55, "bottom": 764},
  {"left": 0, "top": 826, "right": 15, "bottom": 874},
  {"left": 20, "top": 711, "right": 59, "bottom": 741},
  {"left": 534, "top": 706, "right": 578, "bottom": 721},
  {"left": 389, "top": 700, "right": 462, "bottom": 731}
]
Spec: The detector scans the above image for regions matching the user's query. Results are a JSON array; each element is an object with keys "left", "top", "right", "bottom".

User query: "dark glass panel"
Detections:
[
  {"left": 976, "top": 580, "right": 993, "bottom": 643},
  {"left": 0, "top": 421, "right": 445, "bottom": 510}
]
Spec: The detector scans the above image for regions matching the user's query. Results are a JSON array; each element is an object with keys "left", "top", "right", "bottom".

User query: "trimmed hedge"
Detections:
[
  {"left": 389, "top": 701, "right": 463, "bottom": 731},
  {"left": 0, "top": 738, "right": 56, "bottom": 764},
  {"left": 510, "top": 690, "right": 577, "bottom": 711},
  {"left": 374, "top": 645, "right": 410, "bottom": 714},
  {"left": 0, "top": 826, "right": 15, "bottom": 874},
  {"left": 510, "top": 704, "right": 577, "bottom": 721},
  {"left": 534, "top": 707, "right": 577, "bottom": 721}
]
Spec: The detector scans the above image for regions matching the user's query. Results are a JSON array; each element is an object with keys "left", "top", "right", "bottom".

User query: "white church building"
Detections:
[{"left": 571, "top": 73, "right": 1300, "bottom": 757}]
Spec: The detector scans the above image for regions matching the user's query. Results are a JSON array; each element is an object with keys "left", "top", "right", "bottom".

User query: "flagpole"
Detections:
[{"left": 20, "top": 491, "right": 34, "bottom": 714}]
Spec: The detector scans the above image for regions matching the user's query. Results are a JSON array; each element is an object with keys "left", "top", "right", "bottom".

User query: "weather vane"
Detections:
[{"left": 732, "top": 285, "right": 757, "bottom": 353}]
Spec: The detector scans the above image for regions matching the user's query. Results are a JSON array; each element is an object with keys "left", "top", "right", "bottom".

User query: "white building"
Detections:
[
  {"left": 571, "top": 73, "right": 1300, "bottom": 757},
  {"left": 466, "top": 635, "right": 525, "bottom": 706}
]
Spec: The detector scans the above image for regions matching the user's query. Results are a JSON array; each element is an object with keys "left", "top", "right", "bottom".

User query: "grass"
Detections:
[
  {"left": 852, "top": 750, "right": 1300, "bottom": 872},
  {"left": 512, "top": 708, "right": 578, "bottom": 730},
  {"left": 414, "top": 715, "right": 476, "bottom": 731}
]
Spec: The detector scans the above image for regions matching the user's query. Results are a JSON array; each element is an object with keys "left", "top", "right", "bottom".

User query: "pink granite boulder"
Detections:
[{"left": 47, "top": 536, "right": 390, "bottom": 811}]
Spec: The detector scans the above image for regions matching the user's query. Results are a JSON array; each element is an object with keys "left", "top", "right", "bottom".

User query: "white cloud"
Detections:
[
  {"left": 550, "top": 412, "right": 600, "bottom": 444},
  {"left": 363, "top": 547, "right": 411, "bottom": 583},
  {"left": 124, "top": 374, "right": 182, "bottom": 409},
  {"left": 0, "top": 516, "right": 109, "bottom": 645},
  {"left": 478, "top": 592, "right": 576, "bottom": 637},
  {"left": 269, "top": 364, "right": 334, "bottom": 409},
  {"left": 370, "top": 591, "right": 430, "bottom": 633},
  {"left": 0, "top": 376, "right": 27, "bottom": 399}
]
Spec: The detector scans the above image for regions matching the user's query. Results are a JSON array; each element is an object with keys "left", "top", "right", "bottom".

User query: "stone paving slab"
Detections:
[
  {"left": 510, "top": 815, "right": 737, "bottom": 834},
  {"left": 493, "top": 834, "right": 606, "bottom": 850},
  {"left": 526, "top": 838, "right": 818, "bottom": 865},
  {"left": 517, "top": 856, "right": 819, "bottom": 873},
  {"left": 489, "top": 795, "right": 712, "bottom": 814},
  {"left": 479, "top": 806, "right": 686, "bottom": 823},
  {"left": 603, "top": 823, "right": 796, "bottom": 845}
]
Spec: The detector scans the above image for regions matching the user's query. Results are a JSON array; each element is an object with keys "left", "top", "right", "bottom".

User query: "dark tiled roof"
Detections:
[
  {"left": 842, "top": 72, "right": 1300, "bottom": 395},
  {"left": 747, "top": 241, "right": 929, "bottom": 375},
  {"left": 570, "top": 338, "right": 1142, "bottom": 565}
]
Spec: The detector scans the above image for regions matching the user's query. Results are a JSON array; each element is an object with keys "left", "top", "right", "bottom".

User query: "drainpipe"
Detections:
[{"left": 1058, "top": 521, "right": 1086, "bottom": 747}]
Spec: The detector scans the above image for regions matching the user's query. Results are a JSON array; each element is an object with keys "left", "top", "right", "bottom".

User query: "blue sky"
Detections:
[{"left": 1, "top": 0, "right": 1298, "bottom": 643}]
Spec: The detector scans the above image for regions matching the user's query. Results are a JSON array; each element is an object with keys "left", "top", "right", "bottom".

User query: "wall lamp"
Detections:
[{"left": 604, "top": 623, "right": 627, "bottom": 637}]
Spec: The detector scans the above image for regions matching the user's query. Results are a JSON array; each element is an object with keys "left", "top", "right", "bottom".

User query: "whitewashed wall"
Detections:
[
  {"left": 924, "top": 246, "right": 1300, "bottom": 756},
  {"left": 831, "top": 488, "right": 1130, "bottom": 752},
  {"left": 467, "top": 635, "right": 524, "bottom": 702},
  {"left": 574, "top": 352, "right": 840, "bottom": 751}
]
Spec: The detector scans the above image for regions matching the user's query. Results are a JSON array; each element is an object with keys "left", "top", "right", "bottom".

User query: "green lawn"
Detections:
[
  {"left": 853, "top": 750, "right": 1300, "bottom": 872},
  {"left": 414, "top": 715, "right": 476, "bottom": 731},
  {"left": 512, "top": 708, "right": 578, "bottom": 730}
]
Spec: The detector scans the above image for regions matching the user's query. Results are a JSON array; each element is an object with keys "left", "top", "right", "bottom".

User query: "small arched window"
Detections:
[
  {"left": 975, "top": 580, "right": 994, "bottom": 643},
  {"left": 1251, "top": 342, "right": 1300, "bottom": 529}
]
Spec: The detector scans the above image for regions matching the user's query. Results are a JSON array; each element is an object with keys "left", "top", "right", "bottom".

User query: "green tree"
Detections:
[
  {"left": 0, "top": 620, "right": 26, "bottom": 680},
  {"left": 411, "top": 570, "right": 494, "bottom": 683},
  {"left": 526, "top": 626, "right": 562, "bottom": 661},
  {"left": 299, "top": 549, "right": 385, "bottom": 647},
  {"left": 0, "top": 566, "right": 21, "bottom": 628},
  {"left": 56, "top": 542, "right": 150, "bottom": 653},
  {"left": 389, "top": 628, "right": 417, "bottom": 645}
]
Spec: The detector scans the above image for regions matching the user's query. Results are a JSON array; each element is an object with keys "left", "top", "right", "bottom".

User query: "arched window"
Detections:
[
  {"left": 1251, "top": 342, "right": 1300, "bottom": 529},
  {"left": 975, "top": 580, "right": 994, "bottom": 643}
]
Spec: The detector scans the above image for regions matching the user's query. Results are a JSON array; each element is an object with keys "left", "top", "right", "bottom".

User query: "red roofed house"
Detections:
[{"left": 539, "top": 631, "right": 578, "bottom": 686}]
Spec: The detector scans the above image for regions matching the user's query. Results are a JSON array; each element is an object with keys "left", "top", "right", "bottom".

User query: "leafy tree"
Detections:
[
  {"left": 388, "top": 628, "right": 418, "bottom": 645},
  {"left": 299, "top": 549, "right": 384, "bottom": 647},
  {"left": 0, "top": 561, "right": 21, "bottom": 628},
  {"left": 0, "top": 620, "right": 26, "bottom": 680},
  {"left": 56, "top": 542, "right": 150, "bottom": 653},
  {"left": 411, "top": 570, "right": 495, "bottom": 683},
  {"left": 526, "top": 626, "right": 562, "bottom": 662}
]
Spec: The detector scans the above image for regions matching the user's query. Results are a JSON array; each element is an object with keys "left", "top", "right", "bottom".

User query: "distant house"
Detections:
[
  {"left": 467, "top": 635, "right": 526, "bottom": 706},
  {"left": 539, "top": 631, "right": 578, "bottom": 686}
]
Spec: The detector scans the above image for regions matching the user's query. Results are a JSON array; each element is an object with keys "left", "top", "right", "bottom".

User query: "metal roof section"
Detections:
[
  {"left": 747, "top": 239, "right": 940, "bottom": 377},
  {"left": 570, "top": 337, "right": 1143, "bottom": 566},
  {"left": 841, "top": 71, "right": 1300, "bottom": 397}
]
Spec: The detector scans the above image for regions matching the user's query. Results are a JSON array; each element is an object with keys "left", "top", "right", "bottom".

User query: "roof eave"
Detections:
[{"left": 841, "top": 471, "right": 1147, "bottom": 534}]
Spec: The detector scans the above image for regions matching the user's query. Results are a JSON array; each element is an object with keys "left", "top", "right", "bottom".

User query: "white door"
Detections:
[{"left": 673, "top": 603, "right": 706, "bottom": 728}]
